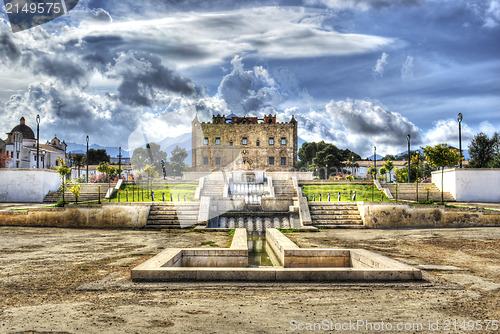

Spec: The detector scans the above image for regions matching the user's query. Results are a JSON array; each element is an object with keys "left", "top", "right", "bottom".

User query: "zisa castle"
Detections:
[{"left": 192, "top": 114, "right": 298, "bottom": 172}]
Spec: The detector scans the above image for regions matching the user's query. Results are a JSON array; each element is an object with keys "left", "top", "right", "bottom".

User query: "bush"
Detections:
[{"left": 55, "top": 199, "right": 69, "bottom": 207}]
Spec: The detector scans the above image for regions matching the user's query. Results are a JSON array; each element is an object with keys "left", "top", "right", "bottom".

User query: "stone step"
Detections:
[
  {"left": 146, "top": 221, "right": 198, "bottom": 227},
  {"left": 308, "top": 205, "right": 358, "bottom": 210},
  {"left": 310, "top": 210, "right": 360, "bottom": 215},
  {"left": 315, "top": 224, "right": 366, "bottom": 229},
  {"left": 313, "top": 220, "right": 363, "bottom": 225},
  {"left": 311, "top": 215, "right": 362, "bottom": 220},
  {"left": 148, "top": 214, "right": 198, "bottom": 221},
  {"left": 309, "top": 202, "right": 358, "bottom": 206},
  {"left": 145, "top": 224, "right": 196, "bottom": 229}
]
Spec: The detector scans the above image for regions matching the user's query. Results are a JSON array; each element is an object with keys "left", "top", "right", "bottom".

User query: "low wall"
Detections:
[
  {"left": 0, "top": 203, "right": 150, "bottom": 229},
  {"left": 0, "top": 169, "right": 61, "bottom": 203},
  {"left": 358, "top": 202, "right": 500, "bottom": 228},
  {"left": 432, "top": 168, "right": 500, "bottom": 202}
]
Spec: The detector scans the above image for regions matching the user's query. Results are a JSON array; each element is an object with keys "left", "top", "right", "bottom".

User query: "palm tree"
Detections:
[{"left": 73, "top": 154, "right": 86, "bottom": 178}]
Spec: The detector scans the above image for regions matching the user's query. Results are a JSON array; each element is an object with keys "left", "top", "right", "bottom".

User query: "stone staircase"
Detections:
[
  {"left": 146, "top": 202, "right": 200, "bottom": 229},
  {"left": 43, "top": 183, "right": 114, "bottom": 203},
  {"left": 381, "top": 183, "right": 455, "bottom": 202},
  {"left": 200, "top": 180, "right": 224, "bottom": 197},
  {"left": 309, "top": 202, "right": 364, "bottom": 228},
  {"left": 272, "top": 179, "right": 297, "bottom": 198}
]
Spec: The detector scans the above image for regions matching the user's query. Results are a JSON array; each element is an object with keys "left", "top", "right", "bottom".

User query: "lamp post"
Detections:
[
  {"left": 407, "top": 134, "right": 411, "bottom": 183},
  {"left": 86, "top": 135, "right": 89, "bottom": 183},
  {"left": 326, "top": 164, "right": 328, "bottom": 180},
  {"left": 351, "top": 155, "right": 354, "bottom": 176},
  {"left": 41, "top": 151, "right": 46, "bottom": 168},
  {"left": 458, "top": 113, "right": 463, "bottom": 168},
  {"left": 36, "top": 114, "right": 40, "bottom": 168},
  {"left": 374, "top": 146, "right": 377, "bottom": 180},
  {"left": 118, "top": 147, "right": 122, "bottom": 179}
]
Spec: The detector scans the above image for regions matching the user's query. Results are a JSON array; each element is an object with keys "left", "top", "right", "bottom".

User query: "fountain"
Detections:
[{"left": 132, "top": 228, "right": 422, "bottom": 282}]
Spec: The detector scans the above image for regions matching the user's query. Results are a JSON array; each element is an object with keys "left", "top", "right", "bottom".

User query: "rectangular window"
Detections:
[
  {"left": 269, "top": 157, "right": 274, "bottom": 165},
  {"left": 256, "top": 140, "right": 260, "bottom": 147},
  {"left": 242, "top": 137, "right": 248, "bottom": 145},
  {"left": 269, "top": 137, "right": 274, "bottom": 145},
  {"left": 203, "top": 157, "right": 209, "bottom": 165},
  {"left": 281, "top": 137, "right": 287, "bottom": 145},
  {"left": 204, "top": 137, "right": 209, "bottom": 145},
  {"left": 16, "top": 152, "right": 19, "bottom": 159},
  {"left": 215, "top": 137, "right": 221, "bottom": 145},
  {"left": 215, "top": 157, "right": 221, "bottom": 165},
  {"left": 229, "top": 141, "right": 233, "bottom": 146},
  {"left": 281, "top": 157, "right": 287, "bottom": 165}
]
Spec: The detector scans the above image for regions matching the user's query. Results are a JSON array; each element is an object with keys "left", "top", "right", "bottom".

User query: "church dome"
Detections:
[{"left": 10, "top": 117, "right": 35, "bottom": 140}]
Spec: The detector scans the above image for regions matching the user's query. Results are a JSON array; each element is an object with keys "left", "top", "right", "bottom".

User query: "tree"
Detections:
[
  {"left": 87, "top": 149, "right": 110, "bottom": 165},
  {"left": 69, "top": 180, "right": 81, "bottom": 203},
  {"left": 393, "top": 167, "right": 407, "bottom": 183},
  {"left": 56, "top": 158, "right": 72, "bottom": 206},
  {"left": 382, "top": 154, "right": 396, "bottom": 161},
  {"left": 379, "top": 167, "right": 387, "bottom": 182},
  {"left": 131, "top": 143, "right": 167, "bottom": 171},
  {"left": 383, "top": 160, "right": 394, "bottom": 182},
  {"left": 422, "top": 144, "right": 461, "bottom": 203},
  {"left": 72, "top": 154, "right": 86, "bottom": 178},
  {"left": 0, "top": 152, "right": 12, "bottom": 168},
  {"left": 170, "top": 146, "right": 188, "bottom": 164},
  {"left": 97, "top": 162, "right": 116, "bottom": 195},
  {"left": 366, "top": 166, "right": 376, "bottom": 180},
  {"left": 468, "top": 132, "right": 499, "bottom": 168}
]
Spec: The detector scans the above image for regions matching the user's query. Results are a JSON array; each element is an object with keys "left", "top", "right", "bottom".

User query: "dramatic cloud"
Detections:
[
  {"left": 0, "top": 31, "right": 21, "bottom": 62},
  {"left": 217, "top": 56, "right": 282, "bottom": 115},
  {"left": 373, "top": 52, "right": 389, "bottom": 78},
  {"left": 304, "top": 0, "right": 421, "bottom": 10}
]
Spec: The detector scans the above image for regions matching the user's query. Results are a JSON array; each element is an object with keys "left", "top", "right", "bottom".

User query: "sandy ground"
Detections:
[{"left": 0, "top": 226, "right": 498, "bottom": 334}]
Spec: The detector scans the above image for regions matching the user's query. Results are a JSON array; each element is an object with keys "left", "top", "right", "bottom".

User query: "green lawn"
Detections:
[
  {"left": 110, "top": 183, "right": 198, "bottom": 202},
  {"left": 301, "top": 184, "right": 387, "bottom": 202}
]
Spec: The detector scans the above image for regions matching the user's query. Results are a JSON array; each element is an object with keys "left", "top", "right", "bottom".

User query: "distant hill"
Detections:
[{"left": 66, "top": 142, "right": 131, "bottom": 158}]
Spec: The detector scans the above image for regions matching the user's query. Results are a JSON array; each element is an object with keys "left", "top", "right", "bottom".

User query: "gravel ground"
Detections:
[{"left": 0, "top": 226, "right": 498, "bottom": 333}]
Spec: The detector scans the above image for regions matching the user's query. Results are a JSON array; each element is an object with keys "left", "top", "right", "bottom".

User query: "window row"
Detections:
[
  {"left": 204, "top": 137, "right": 287, "bottom": 146},
  {"left": 203, "top": 157, "right": 287, "bottom": 166}
]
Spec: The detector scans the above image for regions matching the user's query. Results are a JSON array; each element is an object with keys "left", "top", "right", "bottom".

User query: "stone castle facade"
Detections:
[{"left": 192, "top": 114, "right": 298, "bottom": 172}]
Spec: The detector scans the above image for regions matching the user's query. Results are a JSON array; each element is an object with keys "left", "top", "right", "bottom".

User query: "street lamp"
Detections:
[
  {"left": 86, "top": 135, "right": 89, "bottom": 183},
  {"left": 458, "top": 113, "right": 463, "bottom": 168},
  {"left": 41, "top": 151, "right": 46, "bottom": 168},
  {"left": 118, "top": 147, "right": 122, "bottom": 179},
  {"left": 326, "top": 164, "right": 328, "bottom": 180},
  {"left": 374, "top": 146, "right": 377, "bottom": 180},
  {"left": 407, "top": 134, "right": 411, "bottom": 183},
  {"left": 36, "top": 114, "right": 40, "bottom": 169}
]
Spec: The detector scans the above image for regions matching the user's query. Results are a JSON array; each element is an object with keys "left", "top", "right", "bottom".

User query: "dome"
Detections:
[{"left": 10, "top": 117, "right": 35, "bottom": 140}]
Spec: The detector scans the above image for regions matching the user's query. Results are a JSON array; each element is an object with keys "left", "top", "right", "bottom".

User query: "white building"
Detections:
[{"left": 2, "top": 117, "right": 67, "bottom": 169}]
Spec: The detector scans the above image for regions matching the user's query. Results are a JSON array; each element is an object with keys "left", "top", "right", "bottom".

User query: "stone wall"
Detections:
[
  {"left": 0, "top": 169, "right": 61, "bottom": 202},
  {"left": 0, "top": 203, "right": 150, "bottom": 229},
  {"left": 192, "top": 118, "right": 297, "bottom": 172},
  {"left": 432, "top": 168, "right": 500, "bottom": 202},
  {"left": 358, "top": 202, "right": 500, "bottom": 228}
]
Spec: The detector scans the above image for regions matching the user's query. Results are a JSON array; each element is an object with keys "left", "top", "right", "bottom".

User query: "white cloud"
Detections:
[
  {"left": 423, "top": 119, "right": 474, "bottom": 148},
  {"left": 401, "top": 56, "right": 414, "bottom": 82},
  {"left": 373, "top": 52, "right": 389, "bottom": 78}
]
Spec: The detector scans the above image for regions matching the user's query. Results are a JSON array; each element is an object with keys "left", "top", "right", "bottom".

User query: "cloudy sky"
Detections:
[{"left": 0, "top": 0, "right": 499, "bottom": 158}]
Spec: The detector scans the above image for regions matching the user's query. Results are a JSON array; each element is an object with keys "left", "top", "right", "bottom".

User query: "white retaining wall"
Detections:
[
  {"left": 0, "top": 169, "right": 61, "bottom": 203},
  {"left": 432, "top": 168, "right": 500, "bottom": 202}
]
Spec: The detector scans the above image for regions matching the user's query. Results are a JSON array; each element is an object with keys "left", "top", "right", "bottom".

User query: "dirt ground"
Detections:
[{"left": 0, "top": 226, "right": 498, "bottom": 334}]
